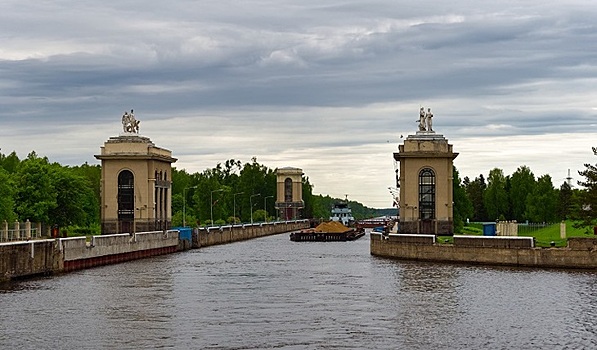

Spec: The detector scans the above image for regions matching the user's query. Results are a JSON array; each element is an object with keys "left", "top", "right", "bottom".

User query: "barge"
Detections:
[{"left": 289, "top": 221, "right": 365, "bottom": 242}]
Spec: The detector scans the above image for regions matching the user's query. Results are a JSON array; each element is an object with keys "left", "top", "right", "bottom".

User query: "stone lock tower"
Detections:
[
  {"left": 95, "top": 111, "right": 177, "bottom": 234},
  {"left": 394, "top": 108, "right": 458, "bottom": 235},
  {"left": 274, "top": 167, "right": 304, "bottom": 220}
]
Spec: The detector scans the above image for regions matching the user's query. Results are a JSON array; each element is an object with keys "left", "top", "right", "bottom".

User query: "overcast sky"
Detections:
[{"left": 1, "top": 1, "right": 596, "bottom": 208}]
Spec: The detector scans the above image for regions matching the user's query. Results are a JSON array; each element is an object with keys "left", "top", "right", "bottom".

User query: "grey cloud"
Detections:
[{"left": 1, "top": 1, "right": 596, "bottom": 207}]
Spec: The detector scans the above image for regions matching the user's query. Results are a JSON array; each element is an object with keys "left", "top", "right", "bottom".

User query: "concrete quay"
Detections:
[
  {"left": 193, "top": 220, "right": 310, "bottom": 248},
  {"left": 1, "top": 220, "right": 310, "bottom": 282},
  {"left": 370, "top": 233, "right": 597, "bottom": 269}
]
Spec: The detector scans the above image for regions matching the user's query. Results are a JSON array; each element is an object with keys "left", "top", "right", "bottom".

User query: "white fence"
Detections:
[{"left": 0, "top": 220, "right": 43, "bottom": 242}]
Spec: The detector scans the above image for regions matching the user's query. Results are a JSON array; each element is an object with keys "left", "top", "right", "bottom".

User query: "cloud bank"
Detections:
[{"left": 1, "top": 0, "right": 595, "bottom": 207}]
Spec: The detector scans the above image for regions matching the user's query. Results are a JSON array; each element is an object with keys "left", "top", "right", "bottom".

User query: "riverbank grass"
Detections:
[
  {"left": 518, "top": 221, "right": 591, "bottom": 247},
  {"left": 450, "top": 221, "right": 594, "bottom": 247}
]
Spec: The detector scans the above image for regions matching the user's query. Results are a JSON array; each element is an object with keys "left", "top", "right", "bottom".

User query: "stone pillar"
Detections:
[
  {"left": 37, "top": 222, "right": 43, "bottom": 238},
  {"left": 2, "top": 220, "right": 7, "bottom": 242},
  {"left": 560, "top": 221, "right": 566, "bottom": 239},
  {"left": 511, "top": 221, "right": 518, "bottom": 236},
  {"left": 14, "top": 220, "right": 20, "bottom": 240},
  {"left": 25, "top": 219, "right": 31, "bottom": 240}
]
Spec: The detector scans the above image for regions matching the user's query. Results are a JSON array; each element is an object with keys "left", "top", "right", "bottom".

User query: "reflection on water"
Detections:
[{"left": 2, "top": 234, "right": 597, "bottom": 349}]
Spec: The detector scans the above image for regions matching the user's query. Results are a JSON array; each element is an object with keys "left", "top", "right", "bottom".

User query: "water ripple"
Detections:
[{"left": 2, "top": 234, "right": 597, "bottom": 349}]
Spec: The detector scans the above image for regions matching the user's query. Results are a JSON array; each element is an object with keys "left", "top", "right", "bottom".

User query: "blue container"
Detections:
[
  {"left": 174, "top": 227, "right": 193, "bottom": 242},
  {"left": 483, "top": 223, "right": 496, "bottom": 236}
]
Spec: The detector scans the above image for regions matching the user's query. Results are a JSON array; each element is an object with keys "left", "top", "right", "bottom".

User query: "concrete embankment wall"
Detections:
[
  {"left": 194, "top": 220, "right": 310, "bottom": 248},
  {"left": 1, "top": 221, "right": 309, "bottom": 282},
  {"left": 62, "top": 230, "right": 179, "bottom": 272},
  {"left": 370, "top": 233, "right": 597, "bottom": 269},
  {"left": 0, "top": 239, "right": 61, "bottom": 281},
  {"left": 1, "top": 231, "right": 179, "bottom": 282}
]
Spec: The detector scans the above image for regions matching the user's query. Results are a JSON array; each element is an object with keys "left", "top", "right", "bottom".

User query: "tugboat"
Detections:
[{"left": 330, "top": 196, "right": 355, "bottom": 227}]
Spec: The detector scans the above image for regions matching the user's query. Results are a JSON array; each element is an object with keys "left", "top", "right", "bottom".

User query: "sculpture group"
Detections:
[
  {"left": 120, "top": 107, "right": 432, "bottom": 134},
  {"left": 122, "top": 109, "right": 140, "bottom": 133},
  {"left": 418, "top": 107, "right": 433, "bottom": 132}
]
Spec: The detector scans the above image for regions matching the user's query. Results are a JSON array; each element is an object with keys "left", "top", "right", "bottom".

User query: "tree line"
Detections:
[
  {"left": 171, "top": 157, "right": 378, "bottom": 226},
  {"left": 0, "top": 153, "right": 378, "bottom": 231},
  {"left": 2, "top": 148, "right": 595, "bottom": 233},
  {"left": 0, "top": 151, "right": 100, "bottom": 229},
  {"left": 452, "top": 148, "right": 597, "bottom": 233}
]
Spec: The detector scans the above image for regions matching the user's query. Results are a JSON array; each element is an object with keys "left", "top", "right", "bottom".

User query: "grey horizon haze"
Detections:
[{"left": 1, "top": 0, "right": 595, "bottom": 208}]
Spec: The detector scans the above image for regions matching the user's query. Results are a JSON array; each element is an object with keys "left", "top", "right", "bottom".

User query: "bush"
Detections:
[{"left": 67, "top": 224, "right": 101, "bottom": 236}]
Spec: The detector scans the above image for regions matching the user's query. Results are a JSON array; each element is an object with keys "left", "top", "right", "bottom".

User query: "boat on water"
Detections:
[
  {"left": 329, "top": 200, "right": 355, "bottom": 227},
  {"left": 289, "top": 221, "right": 365, "bottom": 242},
  {"left": 289, "top": 228, "right": 365, "bottom": 242}
]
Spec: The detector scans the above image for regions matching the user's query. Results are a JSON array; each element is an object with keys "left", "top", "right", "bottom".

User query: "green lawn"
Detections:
[
  {"left": 453, "top": 221, "right": 595, "bottom": 248},
  {"left": 517, "top": 221, "right": 593, "bottom": 247}
]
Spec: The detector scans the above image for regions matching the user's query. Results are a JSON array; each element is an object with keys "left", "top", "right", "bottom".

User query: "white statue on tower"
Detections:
[
  {"left": 121, "top": 109, "right": 140, "bottom": 133},
  {"left": 418, "top": 107, "right": 426, "bottom": 131},
  {"left": 417, "top": 106, "right": 434, "bottom": 132},
  {"left": 425, "top": 107, "right": 433, "bottom": 132}
]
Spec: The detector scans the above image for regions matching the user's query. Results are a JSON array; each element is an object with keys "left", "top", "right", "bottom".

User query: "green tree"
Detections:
[
  {"left": 0, "top": 167, "right": 16, "bottom": 221},
  {"left": 576, "top": 149, "right": 597, "bottom": 230},
  {"left": 526, "top": 174, "right": 558, "bottom": 223},
  {"left": 484, "top": 168, "right": 509, "bottom": 221},
  {"left": 310, "top": 194, "right": 331, "bottom": 220},
  {"left": 14, "top": 152, "right": 57, "bottom": 223},
  {"left": 453, "top": 167, "right": 473, "bottom": 232},
  {"left": 465, "top": 174, "right": 488, "bottom": 221},
  {"left": 238, "top": 158, "right": 275, "bottom": 222},
  {"left": 70, "top": 163, "right": 101, "bottom": 225},
  {"left": 557, "top": 181, "right": 574, "bottom": 220},
  {"left": 252, "top": 209, "right": 267, "bottom": 222},
  {"left": 48, "top": 165, "right": 98, "bottom": 227},
  {"left": 0, "top": 151, "right": 21, "bottom": 173},
  {"left": 509, "top": 165, "right": 536, "bottom": 222},
  {"left": 302, "top": 176, "right": 314, "bottom": 219},
  {"left": 171, "top": 168, "right": 193, "bottom": 195}
]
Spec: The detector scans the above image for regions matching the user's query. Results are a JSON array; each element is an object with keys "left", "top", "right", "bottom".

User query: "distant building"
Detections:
[{"left": 275, "top": 167, "right": 304, "bottom": 220}]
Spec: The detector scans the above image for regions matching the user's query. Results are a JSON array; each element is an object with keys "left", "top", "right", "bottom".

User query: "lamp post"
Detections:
[
  {"left": 264, "top": 195, "right": 273, "bottom": 223},
  {"left": 233, "top": 192, "right": 244, "bottom": 224},
  {"left": 250, "top": 193, "right": 261, "bottom": 224},
  {"left": 211, "top": 189, "right": 224, "bottom": 225},
  {"left": 183, "top": 185, "right": 198, "bottom": 227}
]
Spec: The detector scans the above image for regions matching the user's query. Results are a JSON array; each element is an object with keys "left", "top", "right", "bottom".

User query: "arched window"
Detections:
[
  {"left": 284, "top": 178, "right": 293, "bottom": 202},
  {"left": 118, "top": 170, "right": 134, "bottom": 219},
  {"left": 419, "top": 168, "right": 435, "bottom": 220}
]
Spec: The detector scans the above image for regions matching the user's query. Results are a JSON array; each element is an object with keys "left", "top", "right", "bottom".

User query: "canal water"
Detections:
[{"left": 2, "top": 233, "right": 597, "bottom": 349}]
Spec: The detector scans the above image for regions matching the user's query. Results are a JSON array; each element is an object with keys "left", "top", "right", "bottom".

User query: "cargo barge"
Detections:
[
  {"left": 289, "top": 229, "right": 365, "bottom": 242},
  {"left": 289, "top": 221, "right": 365, "bottom": 242}
]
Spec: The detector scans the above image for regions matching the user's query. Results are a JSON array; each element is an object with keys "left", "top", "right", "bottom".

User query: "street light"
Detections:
[
  {"left": 264, "top": 195, "right": 273, "bottom": 223},
  {"left": 211, "top": 189, "right": 224, "bottom": 225},
  {"left": 250, "top": 193, "right": 261, "bottom": 224},
  {"left": 183, "top": 185, "right": 198, "bottom": 227},
  {"left": 233, "top": 192, "right": 244, "bottom": 224}
]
